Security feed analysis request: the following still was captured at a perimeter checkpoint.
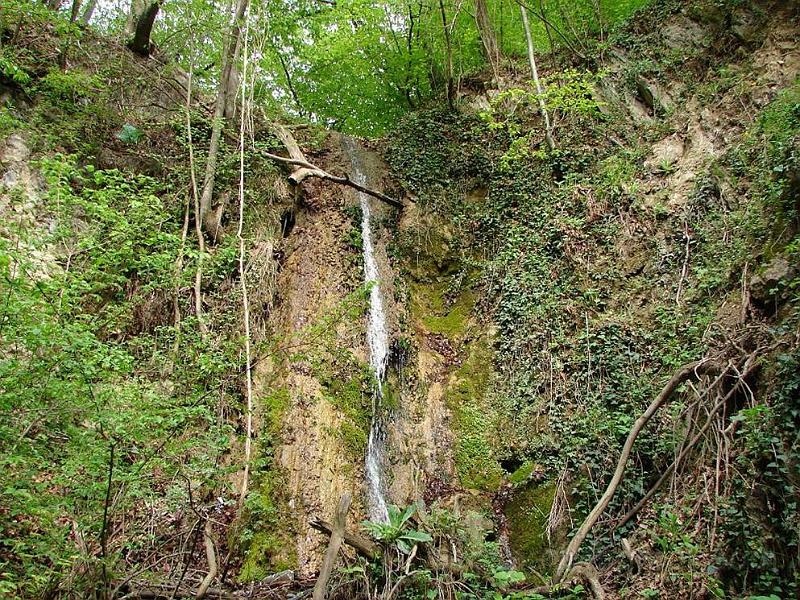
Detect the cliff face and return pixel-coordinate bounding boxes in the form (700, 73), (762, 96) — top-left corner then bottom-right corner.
(1, 1), (799, 597)
(375, 0), (800, 595)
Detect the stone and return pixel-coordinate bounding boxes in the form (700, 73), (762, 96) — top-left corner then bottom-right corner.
(646, 135), (685, 172)
(749, 256), (798, 310)
(636, 76), (674, 115)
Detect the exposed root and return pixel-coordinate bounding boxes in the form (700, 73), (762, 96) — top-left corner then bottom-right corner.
(195, 519), (218, 599)
(554, 358), (721, 581)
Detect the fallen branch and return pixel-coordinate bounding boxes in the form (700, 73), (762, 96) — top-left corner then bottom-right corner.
(618, 354), (758, 528)
(313, 493), (352, 600)
(309, 518), (380, 560)
(196, 519), (217, 599)
(554, 359), (718, 581)
(121, 588), (233, 599)
(265, 124), (403, 209)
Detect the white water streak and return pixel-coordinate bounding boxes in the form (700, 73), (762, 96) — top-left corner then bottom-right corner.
(343, 137), (390, 523)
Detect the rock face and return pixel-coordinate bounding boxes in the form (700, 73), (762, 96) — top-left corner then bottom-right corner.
(635, 76), (673, 115)
(1, 134), (40, 207)
(1, 134), (57, 278)
(749, 256), (798, 311)
(254, 135), (435, 576)
(259, 137), (372, 575)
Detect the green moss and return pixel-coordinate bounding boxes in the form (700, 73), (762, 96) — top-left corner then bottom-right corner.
(239, 385), (296, 581)
(319, 358), (374, 460)
(239, 471), (296, 581)
(509, 462), (540, 487)
(446, 337), (504, 491)
(262, 387), (289, 438)
(411, 281), (475, 339)
(505, 482), (557, 575)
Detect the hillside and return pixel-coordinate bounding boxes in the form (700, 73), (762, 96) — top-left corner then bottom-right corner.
(1, 1), (799, 599)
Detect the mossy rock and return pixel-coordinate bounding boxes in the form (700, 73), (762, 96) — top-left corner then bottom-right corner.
(239, 472), (297, 581)
(446, 336), (504, 491)
(411, 281), (475, 340)
(505, 482), (558, 576)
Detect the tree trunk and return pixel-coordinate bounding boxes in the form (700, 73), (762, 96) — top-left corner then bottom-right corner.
(125, 0), (144, 36)
(198, 0), (250, 232)
(437, 0), (455, 110)
(127, 1), (160, 57)
(69, 0), (81, 22)
(520, 4), (555, 151)
(475, 0), (500, 82)
(80, 0), (98, 24)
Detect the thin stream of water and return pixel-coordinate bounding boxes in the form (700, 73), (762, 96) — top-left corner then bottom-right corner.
(343, 137), (390, 523)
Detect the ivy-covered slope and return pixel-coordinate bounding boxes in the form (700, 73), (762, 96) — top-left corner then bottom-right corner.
(384, 0), (799, 596)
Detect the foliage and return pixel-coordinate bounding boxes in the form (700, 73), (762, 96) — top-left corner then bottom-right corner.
(0, 51), (31, 86)
(0, 155), (245, 596)
(363, 503), (433, 555)
(715, 351), (800, 597)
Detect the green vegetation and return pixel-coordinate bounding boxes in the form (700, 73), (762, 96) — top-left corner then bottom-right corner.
(411, 281), (476, 339)
(506, 483), (557, 575)
(2, 0), (799, 598)
(0, 154), (243, 595)
(447, 337), (504, 491)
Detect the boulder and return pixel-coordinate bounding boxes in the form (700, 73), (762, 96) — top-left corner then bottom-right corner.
(749, 256), (798, 311)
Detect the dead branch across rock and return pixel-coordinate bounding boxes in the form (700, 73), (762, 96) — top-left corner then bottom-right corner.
(309, 517), (380, 561)
(265, 124), (403, 210)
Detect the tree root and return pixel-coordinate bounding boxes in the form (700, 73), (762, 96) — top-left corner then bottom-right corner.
(554, 359), (720, 581)
(618, 353), (758, 528)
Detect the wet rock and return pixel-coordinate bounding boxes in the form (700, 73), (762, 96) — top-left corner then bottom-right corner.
(749, 256), (798, 311)
(635, 76), (673, 115)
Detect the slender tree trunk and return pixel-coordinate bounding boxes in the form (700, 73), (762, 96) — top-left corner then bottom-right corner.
(313, 495), (352, 600)
(236, 23), (254, 507)
(127, 1), (160, 56)
(184, 64), (207, 334)
(539, 0), (556, 67)
(223, 35), (242, 120)
(69, 0), (81, 22)
(199, 0), (250, 232)
(80, 0), (98, 24)
(437, 0), (455, 110)
(520, 4), (555, 151)
(276, 49), (304, 116)
(474, 0), (500, 82)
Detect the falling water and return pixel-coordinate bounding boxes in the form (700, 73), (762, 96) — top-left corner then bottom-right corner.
(343, 137), (390, 523)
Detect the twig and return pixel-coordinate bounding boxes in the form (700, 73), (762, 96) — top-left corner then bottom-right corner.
(100, 441), (116, 599)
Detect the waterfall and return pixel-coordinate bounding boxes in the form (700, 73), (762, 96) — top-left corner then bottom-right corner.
(342, 137), (390, 523)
